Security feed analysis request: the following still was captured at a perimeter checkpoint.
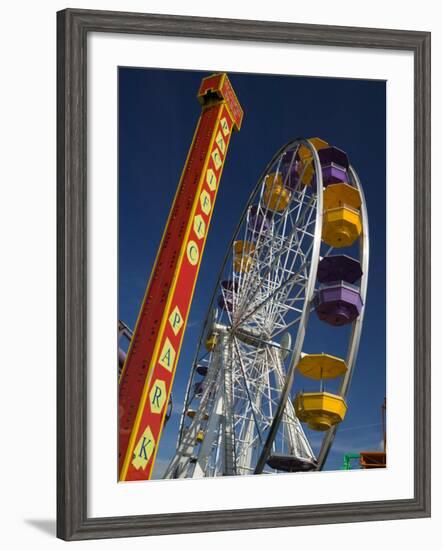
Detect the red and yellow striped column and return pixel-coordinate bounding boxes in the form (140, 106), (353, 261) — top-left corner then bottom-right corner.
(119, 73), (243, 481)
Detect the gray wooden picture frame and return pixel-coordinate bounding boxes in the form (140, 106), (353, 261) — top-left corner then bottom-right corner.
(57, 8), (431, 541)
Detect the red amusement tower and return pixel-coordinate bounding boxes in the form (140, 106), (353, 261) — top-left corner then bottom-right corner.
(119, 73), (243, 481)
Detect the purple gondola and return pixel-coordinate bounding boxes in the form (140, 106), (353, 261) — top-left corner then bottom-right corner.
(322, 164), (348, 186)
(315, 282), (363, 326)
(286, 161), (302, 191)
(218, 280), (237, 311)
(280, 149), (296, 167)
(217, 293), (233, 311)
(196, 364), (208, 376)
(221, 279), (238, 291)
(319, 146), (349, 186)
(248, 205), (272, 235)
(280, 151), (300, 190)
(318, 146), (349, 168)
(194, 381), (204, 396)
(317, 255), (363, 285)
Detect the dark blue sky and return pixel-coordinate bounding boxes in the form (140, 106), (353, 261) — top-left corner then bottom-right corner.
(119, 67), (386, 478)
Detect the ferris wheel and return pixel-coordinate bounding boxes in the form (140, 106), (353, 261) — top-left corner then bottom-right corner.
(163, 137), (369, 479)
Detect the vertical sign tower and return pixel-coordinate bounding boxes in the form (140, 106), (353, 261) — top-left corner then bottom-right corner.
(119, 73), (243, 481)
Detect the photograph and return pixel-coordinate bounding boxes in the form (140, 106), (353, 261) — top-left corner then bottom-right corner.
(117, 68), (386, 482)
(0, 1), (434, 546)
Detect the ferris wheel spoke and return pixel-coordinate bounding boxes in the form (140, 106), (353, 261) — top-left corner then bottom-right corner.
(234, 198), (317, 328)
(231, 336), (266, 444)
(263, 231), (317, 327)
(235, 189), (301, 315)
(234, 267), (310, 330)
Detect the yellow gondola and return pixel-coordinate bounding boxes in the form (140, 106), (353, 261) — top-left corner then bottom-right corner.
(233, 255), (254, 273)
(294, 391), (347, 431)
(186, 409), (209, 420)
(297, 137), (329, 186)
(263, 173), (291, 212)
(323, 182), (362, 210)
(296, 353), (348, 380)
(322, 206), (362, 248)
(233, 240), (255, 256)
(205, 333), (218, 351)
(298, 137), (329, 161)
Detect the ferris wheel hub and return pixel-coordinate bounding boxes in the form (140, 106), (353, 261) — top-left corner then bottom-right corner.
(232, 326), (271, 347)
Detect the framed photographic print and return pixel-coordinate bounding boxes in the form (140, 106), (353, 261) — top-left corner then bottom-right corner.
(57, 8), (431, 541)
